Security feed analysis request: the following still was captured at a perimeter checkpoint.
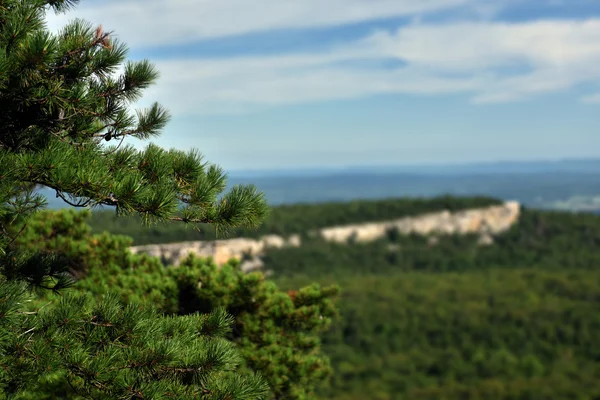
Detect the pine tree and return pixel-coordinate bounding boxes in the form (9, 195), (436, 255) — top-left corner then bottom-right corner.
(12, 208), (341, 399)
(0, 0), (270, 397)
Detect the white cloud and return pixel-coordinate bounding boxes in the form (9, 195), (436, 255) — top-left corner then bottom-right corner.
(361, 20), (600, 70)
(140, 59), (485, 115)
(43, 2), (600, 114)
(127, 19), (600, 114)
(44, 0), (472, 47)
(582, 93), (600, 103)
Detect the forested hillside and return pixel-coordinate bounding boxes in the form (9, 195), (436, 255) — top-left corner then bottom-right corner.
(84, 197), (600, 399)
(21, 197), (600, 399)
(265, 206), (600, 399)
(318, 269), (600, 400)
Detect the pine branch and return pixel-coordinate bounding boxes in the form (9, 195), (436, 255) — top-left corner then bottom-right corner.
(0, 1), (273, 397)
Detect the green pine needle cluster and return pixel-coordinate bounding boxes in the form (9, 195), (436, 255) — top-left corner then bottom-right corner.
(0, 0), (268, 238)
(0, 286), (268, 399)
(0, 0), (286, 398)
(11, 208), (340, 399)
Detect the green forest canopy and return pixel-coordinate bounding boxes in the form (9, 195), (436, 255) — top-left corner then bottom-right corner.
(86, 195), (600, 400)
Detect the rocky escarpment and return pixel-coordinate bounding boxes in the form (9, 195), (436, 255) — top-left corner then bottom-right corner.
(129, 201), (521, 272)
(129, 234), (301, 271)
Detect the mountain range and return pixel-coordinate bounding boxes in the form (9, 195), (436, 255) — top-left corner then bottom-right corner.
(38, 158), (600, 212)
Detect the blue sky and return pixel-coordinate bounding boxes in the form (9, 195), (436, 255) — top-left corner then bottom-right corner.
(45, 0), (600, 171)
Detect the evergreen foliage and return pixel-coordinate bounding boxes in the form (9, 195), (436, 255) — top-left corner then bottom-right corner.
(2, 289), (268, 399)
(14, 209), (340, 399)
(0, 0), (271, 397)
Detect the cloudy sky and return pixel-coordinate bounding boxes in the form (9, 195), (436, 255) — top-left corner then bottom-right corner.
(45, 0), (599, 171)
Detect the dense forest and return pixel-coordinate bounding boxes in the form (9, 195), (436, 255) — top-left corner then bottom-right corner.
(266, 206), (600, 399)
(318, 269), (600, 400)
(86, 197), (600, 399)
(20, 197), (600, 399)
(260, 205), (600, 399)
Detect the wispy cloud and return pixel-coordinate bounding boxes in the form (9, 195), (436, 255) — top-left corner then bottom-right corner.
(139, 56), (485, 115)
(375, 19), (600, 103)
(44, 0), (472, 47)
(44, 2), (600, 115)
(582, 92), (600, 103)
(135, 19), (600, 114)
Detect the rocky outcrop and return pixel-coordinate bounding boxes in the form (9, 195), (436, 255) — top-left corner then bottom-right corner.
(319, 201), (520, 243)
(129, 234), (301, 272)
(129, 201), (520, 270)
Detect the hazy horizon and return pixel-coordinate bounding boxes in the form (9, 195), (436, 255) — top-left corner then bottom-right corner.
(225, 156), (600, 177)
(38, 157), (600, 212)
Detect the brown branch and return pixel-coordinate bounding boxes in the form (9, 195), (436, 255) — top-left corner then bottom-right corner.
(20, 178), (119, 209)
(103, 135), (126, 155)
(6, 221), (27, 247)
(55, 190), (92, 208)
(58, 26), (114, 63)
(89, 321), (114, 327)
(168, 216), (214, 224)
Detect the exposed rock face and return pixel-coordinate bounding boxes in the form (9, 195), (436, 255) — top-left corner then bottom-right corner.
(319, 201), (520, 243)
(129, 235), (300, 272)
(129, 201), (520, 270)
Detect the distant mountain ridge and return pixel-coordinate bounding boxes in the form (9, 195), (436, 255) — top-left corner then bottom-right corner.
(228, 158), (600, 178)
(37, 158), (600, 211)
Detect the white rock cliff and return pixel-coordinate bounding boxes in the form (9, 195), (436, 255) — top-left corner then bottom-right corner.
(129, 201), (520, 271)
